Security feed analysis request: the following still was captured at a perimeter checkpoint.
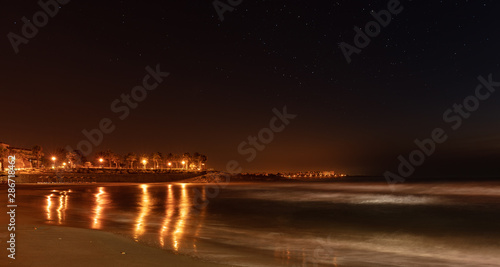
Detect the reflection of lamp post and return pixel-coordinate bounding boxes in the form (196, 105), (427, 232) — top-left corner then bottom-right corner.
(51, 156), (56, 169)
(99, 158), (103, 168)
(142, 159), (147, 169)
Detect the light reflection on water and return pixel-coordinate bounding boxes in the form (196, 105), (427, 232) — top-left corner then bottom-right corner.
(92, 187), (106, 229)
(39, 182), (500, 267)
(173, 184), (189, 251)
(46, 193), (53, 221)
(134, 184), (150, 241)
(159, 184), (175, 248)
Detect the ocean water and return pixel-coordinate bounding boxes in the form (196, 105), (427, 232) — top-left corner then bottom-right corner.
(13, 181), (500, 266)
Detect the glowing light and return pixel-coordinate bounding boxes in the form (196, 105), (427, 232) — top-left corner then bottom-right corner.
(99, 158), (104, 163)
(51, 157), (56, 161)
(134, 184), (150, 241)
(160, 184), (175, 247)
(92, 187), (106, 229)
(173, 183), (189, 251)
(181, 161), (185, 165)
(46, 194), (54, 221)
(57, 194), (66, 224)
(63, 163), (66, 166)
(168, 162), (172, 166)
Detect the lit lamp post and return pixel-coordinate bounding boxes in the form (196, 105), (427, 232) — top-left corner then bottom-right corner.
(142, 159), (147, 169)
(181, 161), (186, 170)
(99, 158), (104, 168)
(168, 162), (172, 170)
(51, 156), (56, 169)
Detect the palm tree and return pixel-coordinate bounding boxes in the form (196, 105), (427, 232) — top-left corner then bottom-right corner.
(152, 152), (162, 169)
(165, 153), (174, 169)
(192, 152), (207, 170)
(66, 150), (78, 168)
(104, 150), (116, 168)
(182, 152), (191, 170)
(124, 153), (137, 169)
(18, 151), (32, 169)
(193, 152), (201, 169)
(173, 154), (181, 168)
(32, 145), (44, 169)
(199, 154), (207, 169)
(140, 154), (149, 169)
(111, 153), (121, 168)
(72, 150), (86, 167)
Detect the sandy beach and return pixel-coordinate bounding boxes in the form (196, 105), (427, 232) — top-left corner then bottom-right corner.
(0, 187), (226, 267)
(2, 224), (225, 267)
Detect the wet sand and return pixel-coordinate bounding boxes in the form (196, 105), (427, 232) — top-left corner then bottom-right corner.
(2, 225), (224, 267)
(0, 185), (225, 267)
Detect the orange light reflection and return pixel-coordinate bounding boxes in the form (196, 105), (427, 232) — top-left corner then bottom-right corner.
(173, 184), (189, 251)
(92, 187), (106, 229)
(46, 193), (54, 221)
(134, 184), (150, 241)
(57, 193), (68, 224)
(160, 184), (175, 247)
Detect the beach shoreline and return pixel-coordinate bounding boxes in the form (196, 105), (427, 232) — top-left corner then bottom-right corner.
(1, 224), (226, 267)
(0, 199), (226, 267)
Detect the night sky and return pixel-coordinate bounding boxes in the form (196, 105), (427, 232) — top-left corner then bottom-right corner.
(2, 0), (500, 176)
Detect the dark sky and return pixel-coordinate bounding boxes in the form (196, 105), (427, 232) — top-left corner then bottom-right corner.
(2, 0), (500, 176)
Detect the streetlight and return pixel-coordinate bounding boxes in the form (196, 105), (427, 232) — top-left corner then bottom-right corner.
(142, 159), (147, 169)
(167, 162), (172, 170)
(181, 161), (186, 170)
(51, 156), (56, 169)
(99, 158), (104, 168)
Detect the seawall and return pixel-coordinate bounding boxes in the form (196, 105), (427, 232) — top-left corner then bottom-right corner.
(2, 171), (204, 183)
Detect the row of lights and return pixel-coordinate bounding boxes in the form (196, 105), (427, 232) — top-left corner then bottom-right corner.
(50, 156), (203, 169)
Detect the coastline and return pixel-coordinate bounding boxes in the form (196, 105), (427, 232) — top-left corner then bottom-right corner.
(0, 196), (226, 267)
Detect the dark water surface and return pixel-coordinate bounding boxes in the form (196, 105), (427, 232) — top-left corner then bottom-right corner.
(14, 182), (500, 266)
